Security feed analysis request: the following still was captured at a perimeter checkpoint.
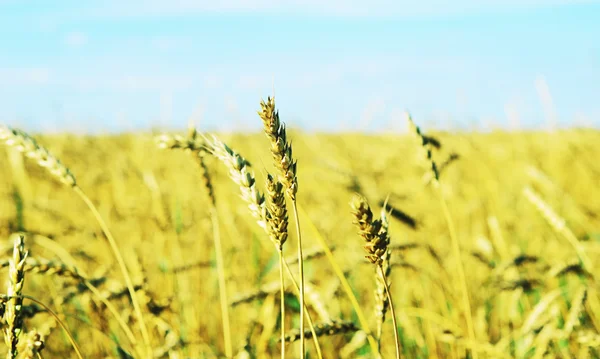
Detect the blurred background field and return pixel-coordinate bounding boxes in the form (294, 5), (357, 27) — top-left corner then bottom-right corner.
(1, 128), (599, 357)
(1, 1), (600, 357)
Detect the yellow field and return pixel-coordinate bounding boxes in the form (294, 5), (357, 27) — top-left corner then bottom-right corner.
(1, 123), (599, 358)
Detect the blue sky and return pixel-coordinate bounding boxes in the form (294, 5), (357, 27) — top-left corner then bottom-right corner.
(1, 1), (599, 133)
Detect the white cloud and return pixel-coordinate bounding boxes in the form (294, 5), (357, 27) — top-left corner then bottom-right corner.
(64, 32), (88, 47)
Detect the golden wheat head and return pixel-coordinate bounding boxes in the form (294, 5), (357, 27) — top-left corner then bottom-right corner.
(258, 97), (298, 200)
(0, 126), (76, 187)
(350, 194), (390, 265)
(203, 135), (267, 229)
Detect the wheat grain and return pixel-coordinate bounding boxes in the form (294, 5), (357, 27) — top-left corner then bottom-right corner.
(265, 174), (288, 250)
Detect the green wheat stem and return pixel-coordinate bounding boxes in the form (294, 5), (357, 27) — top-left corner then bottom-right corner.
(279, 249), (286, 359)
(291, 200), (306, 357)
(378, 265), (401, 359)
(210, 206), (233, 358)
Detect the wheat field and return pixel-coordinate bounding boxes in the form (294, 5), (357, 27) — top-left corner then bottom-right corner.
(0, 102), (599, 358)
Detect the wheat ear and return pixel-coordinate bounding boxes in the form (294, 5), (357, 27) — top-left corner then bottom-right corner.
(258, 97), (306, 357)
(4, 234), (27, 359)
(0, 257), (87, 282)
(375, 208), (393, 348)
(0, 126), (151, 357)
(350, 195), (401, 359)
(265, 173), (289, 358)
(284, 320), (359, 342)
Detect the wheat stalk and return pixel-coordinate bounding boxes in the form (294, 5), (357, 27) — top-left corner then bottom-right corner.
(374, 208), (392, 346)
(340, 331), (368, 358)
(564, 286), (588, 336)
(197, 151), (217, 206)
(304, 283), (331, 323)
